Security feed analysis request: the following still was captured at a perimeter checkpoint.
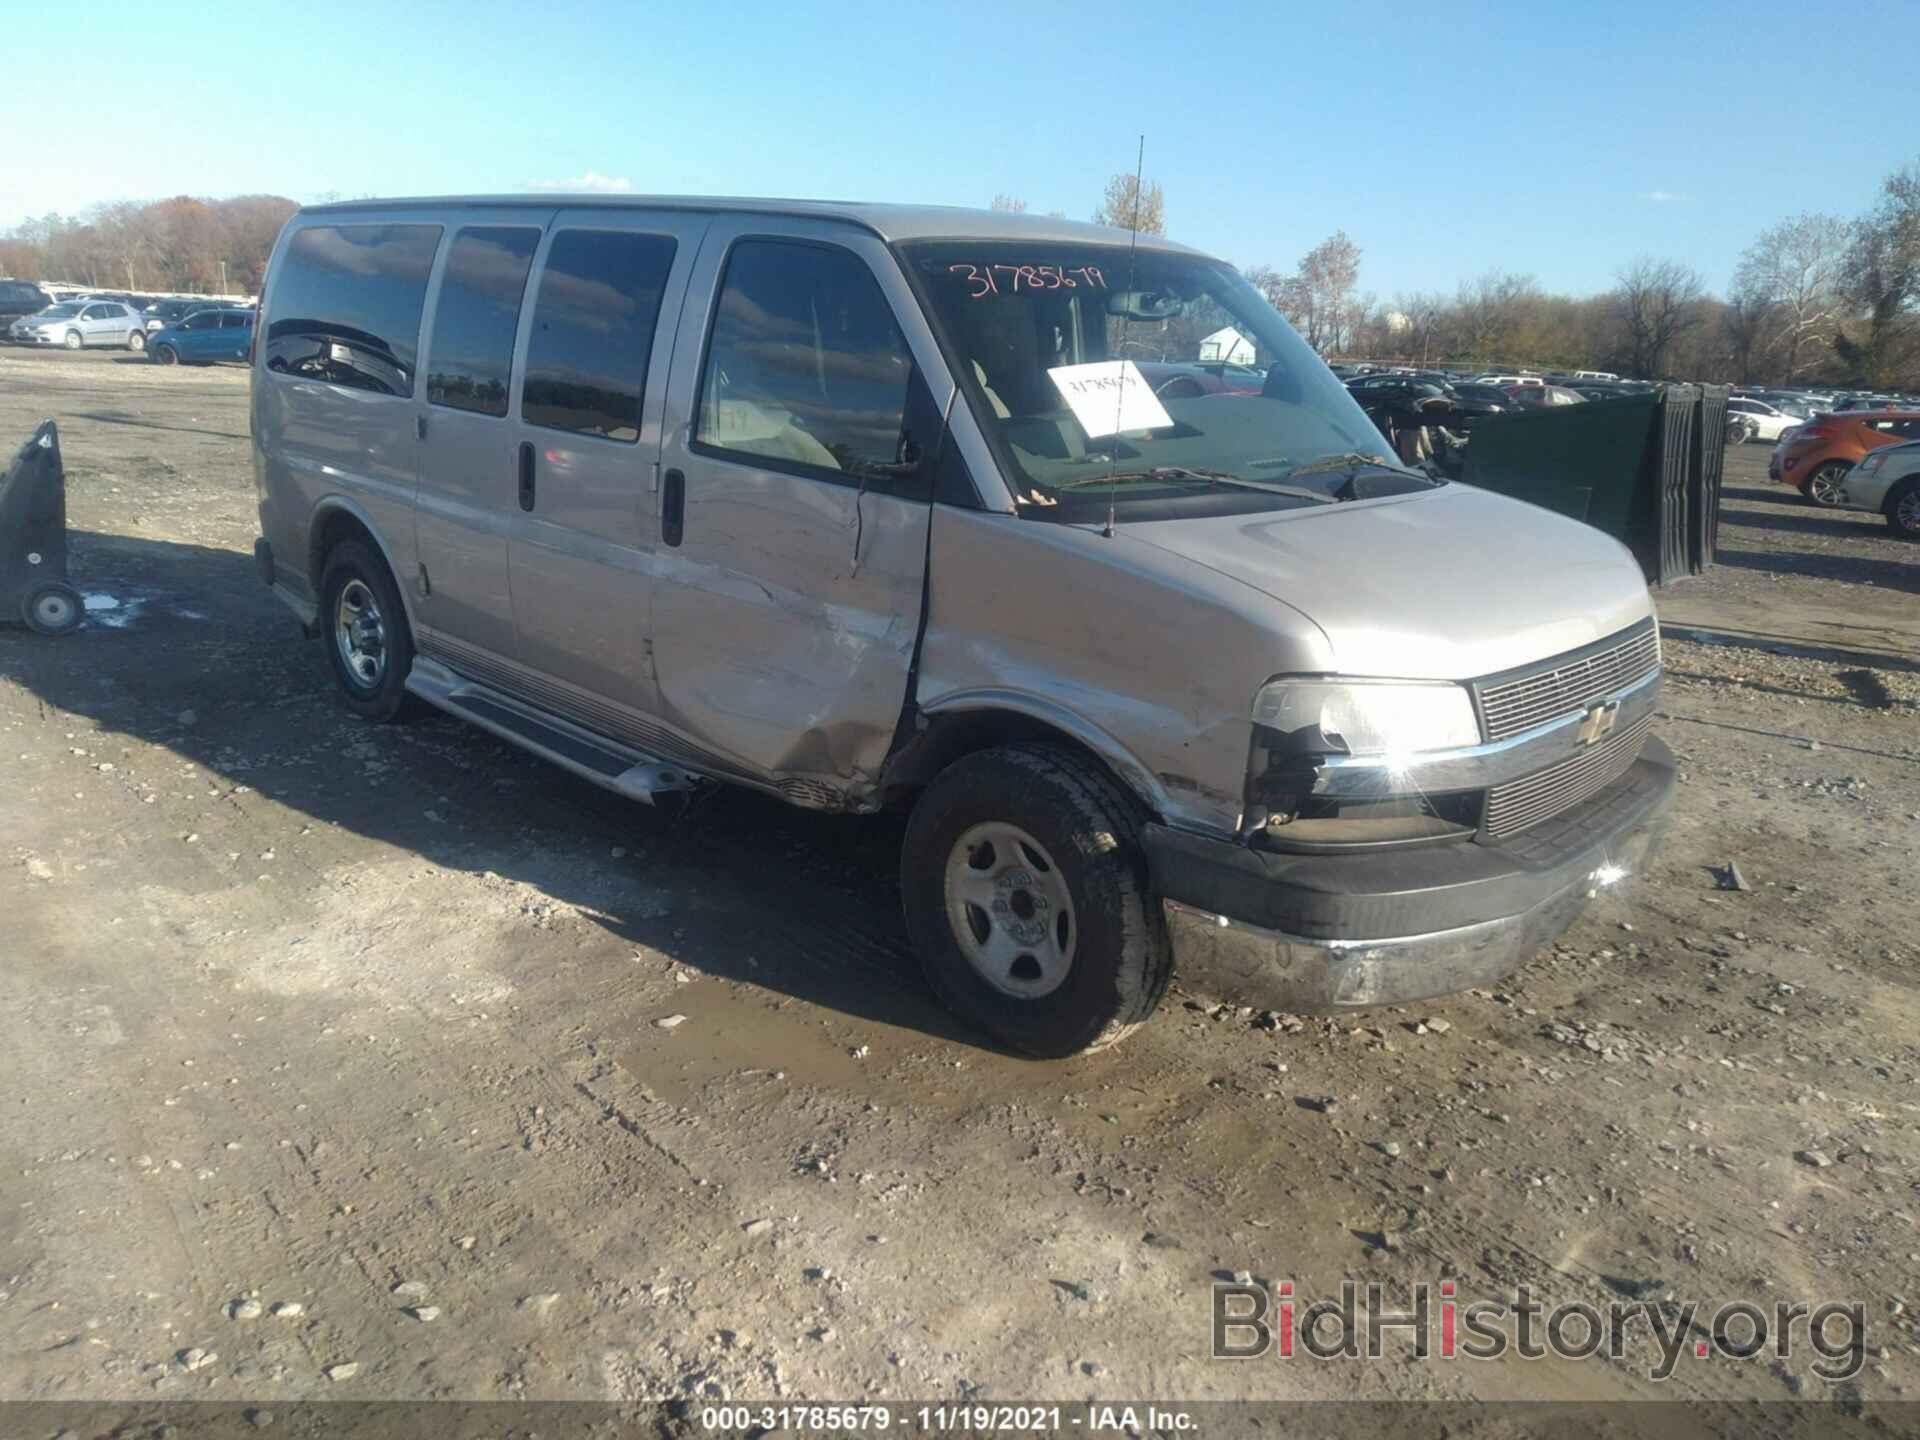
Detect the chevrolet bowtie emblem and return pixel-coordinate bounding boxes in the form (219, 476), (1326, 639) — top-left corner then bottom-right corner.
(1576, 701), (1620, 746)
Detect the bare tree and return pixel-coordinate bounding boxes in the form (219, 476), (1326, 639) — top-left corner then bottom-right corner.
(1732, 213), (1848, 378)
(1455, 271), (1541, 364)
(989, 194), (1027, 214)
(1090, 174), (1164, 236)
(1611, 257), (1705, 378)
(1837, 160), (1920, 386)
(1274, 231), (1362, 353)
(1720, 288), (1775, 384)
(1392, 291), (1446, 365)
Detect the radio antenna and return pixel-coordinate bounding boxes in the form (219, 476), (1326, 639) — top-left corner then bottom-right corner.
(1104, 134), (1145, 540)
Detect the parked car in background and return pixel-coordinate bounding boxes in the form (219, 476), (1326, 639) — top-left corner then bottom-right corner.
(1836, 439), (1920, 537)
(1135, 360), (1269, 397)
(1770, 410), (1920, 505)
(7, 299), (147, 350)
(1505, 384), (1586, 407)
(0, 278), (51, 326)
(1473, 373), (1543, 388)
(1348, 374), (1506, 429)
(141, 298), (220, 333)
(146, 306), (255, 365)
(1724, 396), (1801, 442)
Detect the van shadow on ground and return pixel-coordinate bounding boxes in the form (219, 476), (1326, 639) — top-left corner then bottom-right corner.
(1, 528), (986, 1050)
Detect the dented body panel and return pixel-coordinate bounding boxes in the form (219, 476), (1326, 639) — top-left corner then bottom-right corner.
(912, 507), (1335, 836)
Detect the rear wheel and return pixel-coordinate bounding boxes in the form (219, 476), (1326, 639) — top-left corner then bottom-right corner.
(22, 582), (83, 636)
(127, 329), (145, 353)
(318, 540), (415, 722)
(1802, 461), (1848, 507)
(1886, 479), (1920, 539)
(901, 743), (1171, 1057)
(62, 329), (82, 351)
(152, 343), (177, 366)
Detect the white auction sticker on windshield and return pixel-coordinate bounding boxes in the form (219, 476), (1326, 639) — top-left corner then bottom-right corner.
(1047, 360), (1174, 438)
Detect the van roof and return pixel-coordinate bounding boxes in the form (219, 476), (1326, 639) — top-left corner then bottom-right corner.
(297, 194), (1209, 254)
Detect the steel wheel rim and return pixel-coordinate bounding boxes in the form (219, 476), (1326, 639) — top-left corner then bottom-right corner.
(1808, 468), (1844, 505)
(32, 591), (76, 630)
(334, 579), (387, 689)
(944, 822), (1076, 999)
(128, 331), (144, 351)
(1897, 490), (1920, 531)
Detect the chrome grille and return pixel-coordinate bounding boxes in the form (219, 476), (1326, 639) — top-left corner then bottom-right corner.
(1484, 713), (1652, 837)
(1476, 624), (1662, 741)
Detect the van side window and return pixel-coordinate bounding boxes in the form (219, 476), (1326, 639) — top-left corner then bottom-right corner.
(265, 224), (441, 397)
(694, 240), (912, 479)
(427, 227), (540, 418)
(520, 230), (676, 444)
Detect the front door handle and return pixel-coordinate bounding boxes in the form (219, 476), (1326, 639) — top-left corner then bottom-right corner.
(662, 469), (685, 546)
(517, 441), (535, 512)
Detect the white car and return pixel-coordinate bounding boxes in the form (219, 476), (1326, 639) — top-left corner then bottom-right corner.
(1724, 396), (1801, 443)
(1836, 438), (1920, 537)
(1473, 373), (1543, 387)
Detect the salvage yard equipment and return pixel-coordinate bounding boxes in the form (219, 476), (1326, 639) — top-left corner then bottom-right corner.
(1463, 384), (1730, 586)
(0, 420), (83, 635)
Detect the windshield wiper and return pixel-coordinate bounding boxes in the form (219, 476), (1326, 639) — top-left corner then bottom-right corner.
(1054, 466), (1338, 504)
(1283, 451), (1417, 482)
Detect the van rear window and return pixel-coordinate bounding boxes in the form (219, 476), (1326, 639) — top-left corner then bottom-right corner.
(264, 223), (441, 396)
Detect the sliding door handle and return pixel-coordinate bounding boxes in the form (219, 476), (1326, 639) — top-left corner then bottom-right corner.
(662, 468), (685, 547)
(517, 441), (535, 512)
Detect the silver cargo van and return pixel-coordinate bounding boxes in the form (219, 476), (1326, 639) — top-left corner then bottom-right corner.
(252, 197), (1674, 1057)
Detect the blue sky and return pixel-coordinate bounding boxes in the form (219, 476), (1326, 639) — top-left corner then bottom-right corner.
(3, 0), (1911, 297)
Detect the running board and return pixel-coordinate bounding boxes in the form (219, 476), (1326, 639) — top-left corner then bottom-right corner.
(406, 658), (700, 805)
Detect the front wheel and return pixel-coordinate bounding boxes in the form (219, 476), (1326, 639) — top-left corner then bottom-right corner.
(318, 540), (416, 722)
(901, 743), (1172, 1057)
(127, 329), (145, 352)
(1887, 479), (1920, 539)
(1802, 462), (1848, 507)
(151, 343), (177, 366)
(22, 582), (84, 636)
(63, 329), (82, 351)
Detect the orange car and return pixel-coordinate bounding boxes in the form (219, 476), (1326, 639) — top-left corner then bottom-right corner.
(1771, 410), (1920, 505)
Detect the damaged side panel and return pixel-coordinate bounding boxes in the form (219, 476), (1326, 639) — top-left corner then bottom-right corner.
(912, 507), (1336, 836)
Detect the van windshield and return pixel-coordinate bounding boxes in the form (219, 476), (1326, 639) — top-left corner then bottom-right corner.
(903, 241), (1429, 516)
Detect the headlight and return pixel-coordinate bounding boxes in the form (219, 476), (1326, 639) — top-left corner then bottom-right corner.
(1251, 679), (1480, 757)
(1855, 451), (1884, 475)
(1246, 679), (1483, 849)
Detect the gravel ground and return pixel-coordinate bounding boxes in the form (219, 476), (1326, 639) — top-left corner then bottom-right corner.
(1, 349), (1916, 1418)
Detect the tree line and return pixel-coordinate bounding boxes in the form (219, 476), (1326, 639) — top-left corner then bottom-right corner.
(1043, 157), (1920, 389)
(8, 166), (1915, 387)
(0, 195), (298, 297)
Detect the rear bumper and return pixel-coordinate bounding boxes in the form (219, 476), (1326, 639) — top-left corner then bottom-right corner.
(1145, 736), (1676, 1011)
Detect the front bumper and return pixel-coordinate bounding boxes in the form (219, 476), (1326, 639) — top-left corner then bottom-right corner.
(1146, 735), (1676, 1011)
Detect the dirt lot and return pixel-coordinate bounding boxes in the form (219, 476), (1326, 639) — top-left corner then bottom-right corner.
(2, 349), (1916, 1413)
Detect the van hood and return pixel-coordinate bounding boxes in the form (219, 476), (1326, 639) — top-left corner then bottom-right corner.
(1118, 484), (1654, 680)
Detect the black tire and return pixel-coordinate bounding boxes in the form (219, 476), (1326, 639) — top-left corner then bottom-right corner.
(1802, 461), (1848, 507)
(22, 582), (83, 636)
(901, 743), (1172, 1057)
(127, 329), (146, 353)
(63, 329), (82, 351)
(152, 343), (177, 366)
(1886, 478), (1920, 539)
(318, 539), (415, 722)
